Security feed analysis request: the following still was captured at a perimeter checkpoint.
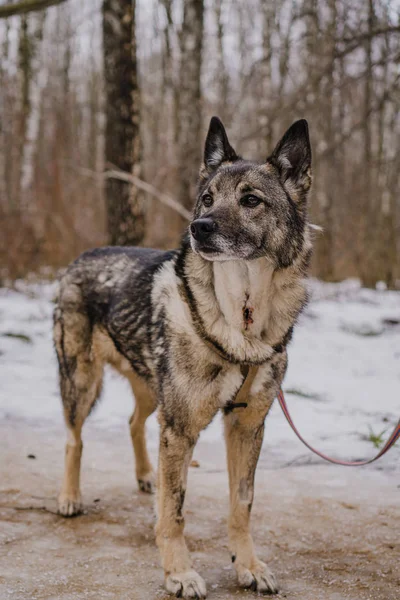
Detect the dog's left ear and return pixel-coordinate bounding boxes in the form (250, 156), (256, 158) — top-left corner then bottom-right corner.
(267, 119), (312, 203)
(200, 116), (238, 178)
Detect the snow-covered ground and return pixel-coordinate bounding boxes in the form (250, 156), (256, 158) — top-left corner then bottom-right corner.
(0, 278), (399, 471)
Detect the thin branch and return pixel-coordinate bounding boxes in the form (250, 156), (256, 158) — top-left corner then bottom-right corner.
(0, 0), (67, 19)
(340, 25), (400, 48)
(104, 170), (192, 221)
(14, 505), (59, 515)
(66, 163), (192, 221)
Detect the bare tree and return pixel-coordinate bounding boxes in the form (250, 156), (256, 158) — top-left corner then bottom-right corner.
(214, 0), (229, 120)
(258, 0), (274, 156)
(314, 0), (337, 281)
(176, 0), (204, 220)
(102, 0), (145, 246)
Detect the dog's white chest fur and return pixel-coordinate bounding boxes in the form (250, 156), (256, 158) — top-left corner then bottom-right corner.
(213, 258), (274, 337)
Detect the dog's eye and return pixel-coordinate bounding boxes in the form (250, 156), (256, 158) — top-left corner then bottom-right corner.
(202, 194), (214, 207)
(240, 195), (262, 208)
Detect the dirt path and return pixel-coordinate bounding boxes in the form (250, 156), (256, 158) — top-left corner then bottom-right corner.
(1, 419), (399, 600)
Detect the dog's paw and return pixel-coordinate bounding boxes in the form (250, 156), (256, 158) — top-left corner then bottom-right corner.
(58, 492), (83, 517)
(165, 569), (207, 599)
(236, 560), (278, 595)
(137, 470), (156, 494)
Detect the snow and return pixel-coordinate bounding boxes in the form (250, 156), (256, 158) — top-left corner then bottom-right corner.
(0, 278), (399, 470)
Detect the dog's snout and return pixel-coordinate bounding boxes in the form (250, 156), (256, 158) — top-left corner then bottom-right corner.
(190, 218), (218, 241)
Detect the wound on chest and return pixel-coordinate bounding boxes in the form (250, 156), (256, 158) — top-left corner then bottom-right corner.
(242, 294), (254, 330)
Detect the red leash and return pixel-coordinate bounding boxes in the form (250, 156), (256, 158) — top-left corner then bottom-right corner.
(277, 389), (400, 466)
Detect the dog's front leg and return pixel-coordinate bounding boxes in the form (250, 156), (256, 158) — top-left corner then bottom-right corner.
(224, 397), (278, 595)
(156, 419), (207, 599)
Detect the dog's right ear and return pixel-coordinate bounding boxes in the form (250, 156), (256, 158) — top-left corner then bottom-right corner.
(267, 119), (312, 205)
(200, 117), (238, 178)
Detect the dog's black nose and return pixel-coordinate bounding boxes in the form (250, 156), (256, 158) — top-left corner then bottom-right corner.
(190, 218), (218, 240)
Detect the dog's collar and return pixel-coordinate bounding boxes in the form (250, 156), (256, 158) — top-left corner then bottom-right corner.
(177, 278), (241, 364)
(194, 326), (260, 413)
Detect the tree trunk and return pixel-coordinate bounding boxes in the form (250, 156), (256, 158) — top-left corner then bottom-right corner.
(177, 0), (204, 221)
(14, 14), (32, 209)
(316, 0), (337, 281)
(214, 0), (229, 121)
(0, 6), (12, 208)
(20, 9), (46, 196)
(360, 0), (376, 286)
(103, 0), (145, 246)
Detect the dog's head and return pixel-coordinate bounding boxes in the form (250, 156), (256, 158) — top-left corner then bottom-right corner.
(189, 117), (312, 268)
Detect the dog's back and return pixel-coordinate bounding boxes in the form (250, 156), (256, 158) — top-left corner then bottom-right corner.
(54, 245), (176, 380)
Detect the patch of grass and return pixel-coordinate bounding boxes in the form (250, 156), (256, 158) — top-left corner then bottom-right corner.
(284, 388), (321, 401)
(1, 332), (32, 343)
(363, 426), (387, 449)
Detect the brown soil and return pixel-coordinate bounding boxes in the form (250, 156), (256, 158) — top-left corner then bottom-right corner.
(0, 419), (399, 600)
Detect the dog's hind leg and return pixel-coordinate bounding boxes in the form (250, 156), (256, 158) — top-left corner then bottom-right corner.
(54, 298), (104, 517)
(58, 420), (85, 517)
(127, 374), (157, 493)
(223, 392), (278, 595)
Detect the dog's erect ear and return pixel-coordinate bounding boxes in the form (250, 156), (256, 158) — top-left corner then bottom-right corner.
(267, 119), (312, 203)
(201, 116), (238, 176)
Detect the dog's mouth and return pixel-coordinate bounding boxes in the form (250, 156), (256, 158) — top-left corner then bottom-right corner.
(193, 244), (235, 263)
(189, 227), (251, 262)
(196, 245), (220, 254)
(190, 236), (224, 259)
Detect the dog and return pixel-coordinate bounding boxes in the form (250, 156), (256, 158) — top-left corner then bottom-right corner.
(53, 116), (312, 598)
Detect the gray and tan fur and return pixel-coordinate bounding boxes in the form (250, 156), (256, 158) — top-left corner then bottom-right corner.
(53, 117), (313, 598)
